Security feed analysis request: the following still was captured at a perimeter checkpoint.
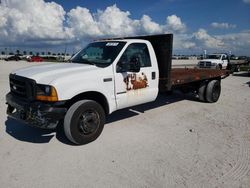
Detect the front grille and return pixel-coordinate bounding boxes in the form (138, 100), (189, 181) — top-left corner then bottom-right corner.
(9, 74), (36, 100)
(10, 77), (26, 97)
(199, 61), (212, 68)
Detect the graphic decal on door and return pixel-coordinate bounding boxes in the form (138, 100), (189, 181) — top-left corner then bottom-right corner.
(124, 73), (148, 91)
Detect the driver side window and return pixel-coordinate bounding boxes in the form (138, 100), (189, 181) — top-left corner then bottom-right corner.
(116, 43), (151, 72)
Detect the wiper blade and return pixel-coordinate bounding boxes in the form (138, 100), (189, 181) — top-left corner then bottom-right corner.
(81, 61), (96, 65)
(71, 59), (96, 66)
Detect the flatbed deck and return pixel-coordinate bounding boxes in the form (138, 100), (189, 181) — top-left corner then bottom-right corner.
(170, 68), (229, 86)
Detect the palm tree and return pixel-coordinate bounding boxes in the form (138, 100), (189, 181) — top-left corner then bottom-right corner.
(23, 51), (27, 55)
(29, 51), (33, 55)
(1, 51), (5, 55)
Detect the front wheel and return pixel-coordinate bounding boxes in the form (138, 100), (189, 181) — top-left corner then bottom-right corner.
(64, 100), (105, 145)
(216, 64), (222, 70)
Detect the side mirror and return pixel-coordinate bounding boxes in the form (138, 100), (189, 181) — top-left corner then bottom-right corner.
(116, 61), (128, 73)
(128, 56), (141, 72)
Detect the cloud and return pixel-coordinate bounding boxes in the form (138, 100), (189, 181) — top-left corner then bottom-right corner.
(166, 15), (186, 33)
(66, 6), (186, 40)
(67, 6), (102, 39)
(96, 5), (137, 36)
(0, 1), (186, 47)
(139, 15), (163, 34)
(178, 29), (250, 55)
(0, 0), (72, 45)
(243, 0), (250, 4)
(67, 5), (164, 38)
(211, 22), (236, 29)
(172, 34), (197, 50)
(215, 30), (250, 54)
(193, 28), (224, 49)
(181, 41), (196, 49)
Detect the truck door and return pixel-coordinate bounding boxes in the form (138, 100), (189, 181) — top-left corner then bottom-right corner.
(114, 43), (158, 109)
(222, 55), (229, 68)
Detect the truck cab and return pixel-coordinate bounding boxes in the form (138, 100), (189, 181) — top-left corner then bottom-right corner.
(197, 53), (229, 69)
(6, 38), (160, 144)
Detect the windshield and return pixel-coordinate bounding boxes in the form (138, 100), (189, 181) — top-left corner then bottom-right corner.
(206, 55), (221, 59)
(71, 41), (126, 67)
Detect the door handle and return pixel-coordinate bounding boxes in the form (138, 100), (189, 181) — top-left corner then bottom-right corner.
(103, 78), (112, 82)
(152, 72), (156, 80)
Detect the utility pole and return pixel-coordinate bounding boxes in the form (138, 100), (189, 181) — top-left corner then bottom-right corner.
(5, 48), (7, 58)
(64, 44), (67, 61)
(203, 50), (207, 59)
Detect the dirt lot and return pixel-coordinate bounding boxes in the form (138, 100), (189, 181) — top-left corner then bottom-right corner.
(0, 61), (250, 188)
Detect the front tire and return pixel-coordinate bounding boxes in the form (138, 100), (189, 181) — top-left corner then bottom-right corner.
(234, 65), (240, 72)
(64, 100), (105, 145)
(216, 64), (222, 70)
(206, 80), (221, 103)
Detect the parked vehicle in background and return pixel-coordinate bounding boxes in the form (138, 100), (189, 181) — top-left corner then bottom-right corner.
(24, 55), (31, 61)
(229, 56), (249, 72)
(42, 56), (58, 62)
(28, 56), (43, 62)
(197, 53), (229, 70)
(4, 55), (22, 61)
(6, 34), (229, 145)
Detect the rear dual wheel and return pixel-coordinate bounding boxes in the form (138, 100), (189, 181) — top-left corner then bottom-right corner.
(206, 80), (221, 103)
(198, 80), (221, 103)
(198, 82), (206, 102)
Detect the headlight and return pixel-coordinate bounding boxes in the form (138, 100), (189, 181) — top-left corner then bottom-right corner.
(36, 84), (58, 102)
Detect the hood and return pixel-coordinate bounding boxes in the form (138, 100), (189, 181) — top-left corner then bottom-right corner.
(13, 63), (100, 84)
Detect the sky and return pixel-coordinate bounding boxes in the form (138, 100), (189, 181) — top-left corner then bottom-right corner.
(0, 0), (250, 55)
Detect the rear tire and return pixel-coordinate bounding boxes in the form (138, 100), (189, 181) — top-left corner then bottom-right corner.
(205, 80), (221, 103)
(64, 100), (105, 145)
(198, 82), (207, 102)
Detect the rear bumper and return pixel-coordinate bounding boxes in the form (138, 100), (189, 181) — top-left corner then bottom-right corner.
(6, 93), (67, 129)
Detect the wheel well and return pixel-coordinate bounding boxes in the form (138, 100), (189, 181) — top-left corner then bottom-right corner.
(218, 64), (222, 69)
(65, 91), (109, 115)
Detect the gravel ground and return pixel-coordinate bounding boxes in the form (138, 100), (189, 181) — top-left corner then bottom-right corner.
(0, 61), (250, 188)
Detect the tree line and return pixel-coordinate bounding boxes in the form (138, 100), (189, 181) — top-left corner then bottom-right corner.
(1, 50), (70, 56)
